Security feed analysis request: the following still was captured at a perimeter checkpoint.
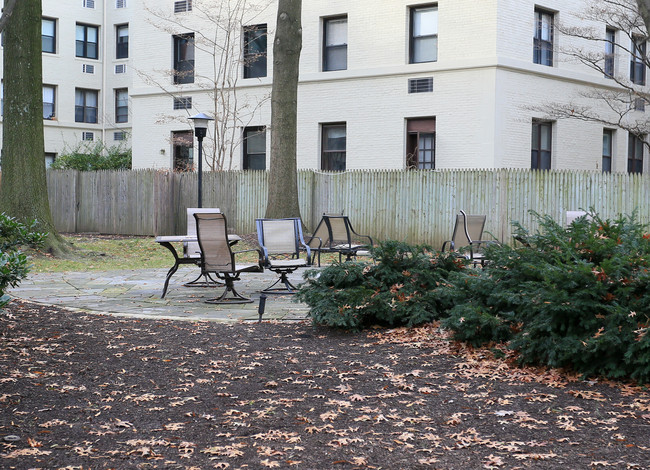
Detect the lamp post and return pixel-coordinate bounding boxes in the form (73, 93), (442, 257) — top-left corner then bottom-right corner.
(188, 113), (214, 208)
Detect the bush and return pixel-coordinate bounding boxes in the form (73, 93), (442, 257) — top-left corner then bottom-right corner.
(296, 240), (467, 330)
(0, 213), (47, 307)
(49, 141), (131, 171)
(441, 210), (650, 382)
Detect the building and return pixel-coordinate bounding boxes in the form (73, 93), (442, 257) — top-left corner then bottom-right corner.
(0, 0), (648, 173)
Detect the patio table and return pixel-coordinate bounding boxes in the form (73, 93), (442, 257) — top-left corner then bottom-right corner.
(155, 234), (241, 298)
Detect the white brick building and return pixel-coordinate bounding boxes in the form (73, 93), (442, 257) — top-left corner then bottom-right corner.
(1, 0), (648, 173)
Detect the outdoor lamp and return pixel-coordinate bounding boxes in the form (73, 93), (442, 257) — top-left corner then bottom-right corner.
(188, 112), (214, 208)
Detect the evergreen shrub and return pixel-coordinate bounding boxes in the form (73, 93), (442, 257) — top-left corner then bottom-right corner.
(49, 141), (131, 171)
(441, 211), (650, 382)
(0, 213), (46, 307)
(296, 240), (467, 330)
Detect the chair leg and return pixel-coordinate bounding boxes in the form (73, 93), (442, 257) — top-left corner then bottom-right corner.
(205, 273), (253, 304)
(262, 269), (299, 294)
(183, 272), (224, 288)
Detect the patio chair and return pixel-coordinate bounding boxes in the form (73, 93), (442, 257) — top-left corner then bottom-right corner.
(256, 217), (312, 294)
(306, 214), (373, 266)
(441, 210), (489, 266)
(182, 207), (222, 288)
(194, 212), (263, 304)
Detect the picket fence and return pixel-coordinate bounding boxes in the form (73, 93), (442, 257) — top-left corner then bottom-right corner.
(45, 169), (650, 247)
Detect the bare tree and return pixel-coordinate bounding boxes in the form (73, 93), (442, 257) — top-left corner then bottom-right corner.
(536, 0), (650, 149)
(637, 0), (650, 31)
(141, 0), (271, 171)
(265, 0), (302, 219)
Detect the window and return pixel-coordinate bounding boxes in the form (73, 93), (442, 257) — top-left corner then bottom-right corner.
(76, 24), (99, 59)
(323, 16), (347, 71)
(630, 36), (646, 85)
(173, 96), (192, 110)
(243, 127), (266, 169)
(116, 24), (128, 59)
(602, 129), (613, 172)
(75, 88), (98, 123)
(321, 123), (346, 171)
(628, 133), (644, 173)
(42, 18), (56, 53)
(531, 121), (552, 169)
(115, 89), (128, 123)
(174, 0), (192, 13)
(173, 33), (195, 84)
(243, 24), (267, 78)
(409, 5), (438, 64)
(533, 8), (553, 66)
(45, 153), (56, 168)
(406, 118), (436, 169)
(43, 85), (55, 120)
(605, 28), (615, 78)
(172, 131), (194, 171)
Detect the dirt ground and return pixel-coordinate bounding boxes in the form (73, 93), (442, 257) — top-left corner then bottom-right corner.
(1, 300), (649, 469)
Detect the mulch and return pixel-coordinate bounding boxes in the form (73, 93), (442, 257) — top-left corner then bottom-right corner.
(1, 300), (649, 469)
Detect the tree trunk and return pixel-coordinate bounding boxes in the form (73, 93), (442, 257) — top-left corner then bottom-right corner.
(637, 0), (650, 33)
(265, 0), (302, 220)
(0, 0), (67, 254)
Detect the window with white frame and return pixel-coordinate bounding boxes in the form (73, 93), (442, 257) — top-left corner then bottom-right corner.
(406, 118), (436, 169)
(533, 8), (553, 66)
(630, 36), (646, 85)
(42, 18), (56, 54)
(75, 88), (98, 123)
(243, 127), (266, 169)
(531, 120), (552, 170)
(605, 28), (615, 78)
(409, 5), (438, 64)
(116, 24), (128, 59)
(628, 133), (644, 173)
(115, 88), (128, 123)
(76, 23), (99, 59)
(43, 85), (56, 120)
(173, 33), (195, 84)
(602, 129), (613, 172)
(243, 24), (267, 78)
(323, 16), (347, 71)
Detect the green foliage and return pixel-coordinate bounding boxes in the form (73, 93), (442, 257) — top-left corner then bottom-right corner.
(0, 213), (46, 307)
(441, 210), (650, 382)
(296, 240), (467, 330)
(49, 141), (131, 171)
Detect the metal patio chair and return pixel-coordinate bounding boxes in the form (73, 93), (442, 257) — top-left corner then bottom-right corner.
(441, 210), (489, 266)
(306, 214), (373, 265)
(256, 217), (312, 294)
(194, 212), (263, 304)
(183, 207), (221, 288)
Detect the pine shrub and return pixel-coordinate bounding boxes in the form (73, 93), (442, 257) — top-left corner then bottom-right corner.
(296, 240), (467, 330)
(441, 210), (650, 382)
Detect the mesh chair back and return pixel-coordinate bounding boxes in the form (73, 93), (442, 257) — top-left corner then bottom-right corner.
(194, 212), (233, 272)
(451, 212), (486, 249)
(325, 216), (351, 245)
(307, 217), (330, 249)
(186, 207), (220, 258)
(258, 219), (299, 255)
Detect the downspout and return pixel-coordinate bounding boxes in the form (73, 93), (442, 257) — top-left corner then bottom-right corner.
(102, 0), (108, 146)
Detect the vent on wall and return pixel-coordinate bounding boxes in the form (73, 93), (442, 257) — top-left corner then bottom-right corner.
(83, 0), (95, 8)
(83, 64), (95, 74)
(82, 132), (94, 141)
(116, 0), (126, 8)
(408, 77), (433, 93)
(115, 64), (127, 74)
(173, 97), (192, 110)
(174, 0), (192, 13)
(114, 131), (126, 141)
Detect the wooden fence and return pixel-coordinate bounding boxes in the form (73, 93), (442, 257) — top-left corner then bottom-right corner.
(45, 169), (650, 247)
